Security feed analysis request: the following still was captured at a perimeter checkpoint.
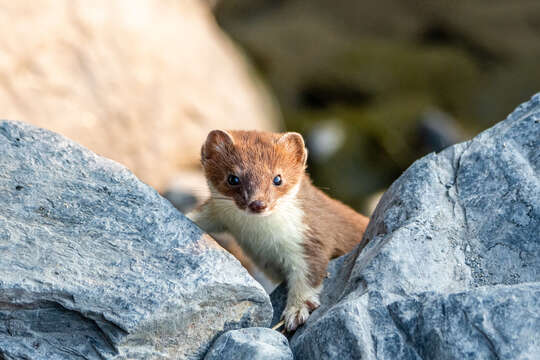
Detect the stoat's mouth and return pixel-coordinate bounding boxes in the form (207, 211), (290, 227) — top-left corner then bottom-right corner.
(246, 208), (273, 217)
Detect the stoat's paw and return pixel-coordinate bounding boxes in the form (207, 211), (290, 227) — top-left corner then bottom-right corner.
(283, 296), (320, 332)
(283, 303), (310, 332)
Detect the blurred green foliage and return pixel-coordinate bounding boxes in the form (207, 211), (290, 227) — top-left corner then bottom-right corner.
(216, 0), (540, 211)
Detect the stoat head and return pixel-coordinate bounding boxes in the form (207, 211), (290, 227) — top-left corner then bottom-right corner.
(201, 130), (307, 215)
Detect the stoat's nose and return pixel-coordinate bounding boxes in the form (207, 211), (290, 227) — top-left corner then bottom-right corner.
(248, 200), (267, 213)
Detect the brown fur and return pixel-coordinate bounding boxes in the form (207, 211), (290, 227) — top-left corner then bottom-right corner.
(298, 176), (370, 287)
(201, 129), (369, 290)
(201, 130), (306, 212)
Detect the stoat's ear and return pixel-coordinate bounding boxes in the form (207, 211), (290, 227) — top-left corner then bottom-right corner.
(277, 132), (308, 166)
(201, 130), (234, 161)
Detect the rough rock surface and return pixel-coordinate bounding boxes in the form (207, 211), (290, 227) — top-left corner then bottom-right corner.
(273, 93), (540, 359)
(0, 0), (279, 192)
(0, 120), (272, 359)
(204, 328), (293, 360)
(385, 283), (540, 360)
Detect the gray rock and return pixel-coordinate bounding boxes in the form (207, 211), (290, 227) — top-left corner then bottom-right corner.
(0, 120), (272, 359)
(204, 327), (293, 360)
(286, 93), (540, 359)
(386, 283), (540, 360)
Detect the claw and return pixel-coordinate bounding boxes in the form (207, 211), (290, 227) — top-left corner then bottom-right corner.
(284, 305), (310, 332)
(282, 292), (322, 332)
(283, 297), (319, 332)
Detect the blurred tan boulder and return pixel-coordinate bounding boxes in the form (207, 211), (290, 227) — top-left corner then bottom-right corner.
(0, 0), (279, 191)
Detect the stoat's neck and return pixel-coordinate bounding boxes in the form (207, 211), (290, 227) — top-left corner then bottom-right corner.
(208, 181), (306, 241)
(210, 182), (308, 282)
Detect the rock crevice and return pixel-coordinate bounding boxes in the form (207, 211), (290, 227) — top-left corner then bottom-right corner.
(269, 93), (540, 359)
(0, 120), (272, 359)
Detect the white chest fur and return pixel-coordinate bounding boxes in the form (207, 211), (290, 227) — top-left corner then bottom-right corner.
(209, 189), (308, 282)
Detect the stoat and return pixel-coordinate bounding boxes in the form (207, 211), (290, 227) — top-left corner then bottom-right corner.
(188, 130), (369, 331)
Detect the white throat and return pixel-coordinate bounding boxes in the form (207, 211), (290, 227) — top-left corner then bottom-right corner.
(209, 183), (307, 281)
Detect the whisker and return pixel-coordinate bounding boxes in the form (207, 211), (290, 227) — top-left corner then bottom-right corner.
(211, 197), (234, 201)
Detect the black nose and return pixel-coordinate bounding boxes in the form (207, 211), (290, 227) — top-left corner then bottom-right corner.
(248, 200), (267, 213)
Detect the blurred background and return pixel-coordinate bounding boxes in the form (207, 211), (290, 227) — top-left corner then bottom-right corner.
(2, 0), (539, 287)
(214, 0), (540, 211)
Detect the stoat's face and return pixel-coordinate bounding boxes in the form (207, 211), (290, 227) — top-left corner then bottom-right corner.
(201, 130), (307, 215)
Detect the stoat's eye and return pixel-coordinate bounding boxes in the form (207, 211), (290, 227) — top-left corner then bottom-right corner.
(227, 174), (241, 186)
(273, 175), (282, 186)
